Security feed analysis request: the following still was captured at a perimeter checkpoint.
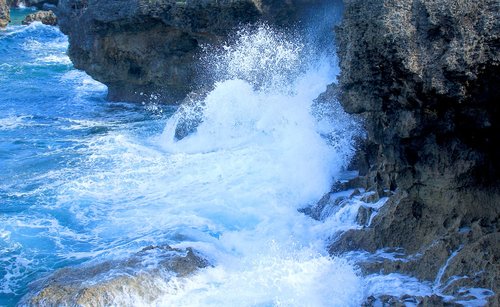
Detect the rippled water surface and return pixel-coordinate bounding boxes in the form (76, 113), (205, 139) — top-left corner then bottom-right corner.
(0, 11), (369, 305)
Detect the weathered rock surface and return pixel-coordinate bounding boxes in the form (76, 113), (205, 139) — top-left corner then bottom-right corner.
(22, 9), (56, 25)
(0, 0), (9, 28)
(21, 0), (58, 9)
(21, 245), (209, 306)
(56, 0), (330, 103)
(330, 0), (500, 304)
(7, 0), (57, 8)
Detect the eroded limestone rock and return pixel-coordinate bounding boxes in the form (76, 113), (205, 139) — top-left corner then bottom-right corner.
(56, 0), (332, 103)
(0, 0), (10, 28)
(329, 0), (500, 304)
(22, 245), (209, 306)
(22, 9), (57, 25)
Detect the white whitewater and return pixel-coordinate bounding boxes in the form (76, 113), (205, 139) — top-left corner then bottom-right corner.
(50, 25), (364, 305)
(146, 26), (363, 306)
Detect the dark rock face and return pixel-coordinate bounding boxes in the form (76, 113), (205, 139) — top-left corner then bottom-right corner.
(21, 245), (209, 306)
(57, 0), (328, 103)
(23, 0), (58, 9)
(5, 0), (19, 7)
(0, 0), (9, 28)
(331, 0), (500, 303)
(7, 0), (58, 8)
(22, 9), (57, 25)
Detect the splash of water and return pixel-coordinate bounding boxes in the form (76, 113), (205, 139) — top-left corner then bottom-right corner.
(149, 25), (363, 305)
(3, 22), (366, 305)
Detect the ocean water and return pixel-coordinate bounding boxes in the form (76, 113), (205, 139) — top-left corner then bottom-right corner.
(1, 9), (491, 307)
(0, 11), (368, 305)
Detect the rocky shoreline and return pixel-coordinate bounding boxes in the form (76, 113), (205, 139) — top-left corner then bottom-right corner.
(0, 0), (9, 28)
(56, 0), (334, 103)
(0, 0), (58, 28)
(329, 0), (499, 304)
(3, 0), (498, 305)
(21, 246), (209, 305)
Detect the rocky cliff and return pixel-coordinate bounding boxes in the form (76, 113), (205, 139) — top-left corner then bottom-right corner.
(23, 0), (58, 9)
(330, 0), (500, 304)
(57, 0), (327, 103)
(0, 0), (9, 28)
(8, 0), (58, 9)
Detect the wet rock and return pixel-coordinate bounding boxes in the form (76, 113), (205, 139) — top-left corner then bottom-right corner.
(5, 0), (21, 7)
(21, 245), (210, 306)
(360, 192), (379, 204)
(22, 10), (57, 25)
(24, 0), (58, 9)
(356, 205), (374, 227)
(329, 0), (500, 301)
(363, 293), (466, 307)
(56, 0), (333, 103)
(0, 0), (9, 28)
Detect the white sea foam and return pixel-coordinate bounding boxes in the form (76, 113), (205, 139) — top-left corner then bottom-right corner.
(61, 70), (108, 94)
(0, 115), (29, 130)
(4, 21), (481, 306)
(28, 25), (365, 305)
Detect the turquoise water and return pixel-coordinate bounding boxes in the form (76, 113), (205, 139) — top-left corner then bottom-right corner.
(0, 15), (369, 305)
(0, 18), (177, 305)
(7, 7), (36, 25)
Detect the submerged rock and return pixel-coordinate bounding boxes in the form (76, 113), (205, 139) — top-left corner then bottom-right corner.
(56, 0), (333, 103)
(0, 0), (9, 28)
(21, 245), (209, 306)
(22, 10), (57, 25)
(330, 0), (500, 304)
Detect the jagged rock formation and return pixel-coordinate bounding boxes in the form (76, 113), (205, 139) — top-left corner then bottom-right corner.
(10, 0), (58, 9)
(0, 0), (9, 28)
(330, 0), (500, 304)
(21, 245), (209, 306)
(22, 9), (56, 25)
(56, 0), (328, 103)
(27, 0), (58, 8)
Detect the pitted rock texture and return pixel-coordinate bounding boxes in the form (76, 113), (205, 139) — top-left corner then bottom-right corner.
(21, 246), (209, 306)
(29, 0), (58, 8)
(7, 0), (58, 8)
(57, 0), (328, 103)
(330, 0), (500, 304)
(0, 0), (9, 28)
(22, 9), (57, 25)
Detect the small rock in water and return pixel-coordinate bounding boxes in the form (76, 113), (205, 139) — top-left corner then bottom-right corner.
(22, 10), (57, 26)
(173, 98), (205, 141)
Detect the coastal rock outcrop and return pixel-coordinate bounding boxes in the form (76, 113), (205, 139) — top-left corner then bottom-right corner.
(7, 0), (56, 8)
(18, 0), (58, 9)
(22, 9), (56, 25)
(0, 0), (9, 28)
(330, 0), (500, 304)
(21, 245), (209, 305)
(56, 0), (329, 103)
